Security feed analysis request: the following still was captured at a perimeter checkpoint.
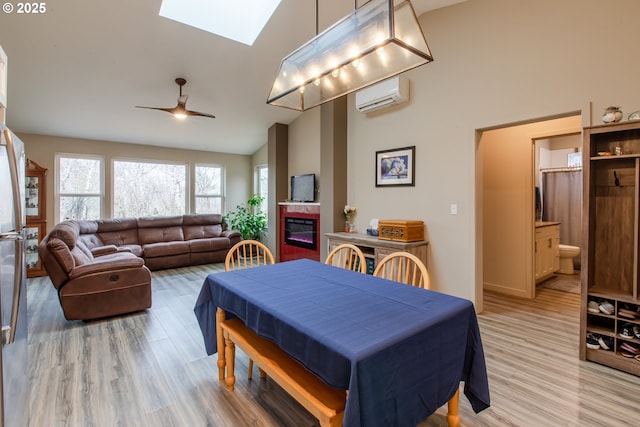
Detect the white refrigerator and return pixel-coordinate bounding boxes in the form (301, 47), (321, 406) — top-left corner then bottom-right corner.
(0, 124), (28, 426)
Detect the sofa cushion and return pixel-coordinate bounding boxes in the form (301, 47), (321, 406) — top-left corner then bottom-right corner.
(142, 241), (190, 258)
(75, 239), (95, 262)
(189, 237), (231, 253)
(47, 238), (75, 273)
(94, 218), (139, 247)
(99, 229), (139, 246)
(48, 221), (79, 249)
(118, 244), (143, 257)
(71, 245), (92, 266)
(184, 223), (223, 240)
(138, 216), (185, 245)
(96, 218), (138, 232)
(68, 254), (144, 280)
(137, 215), (183, 228)
(183, 213), (222, 226)
(139, 226), (184, 245)
(78, 233), (104, 249)
(77, 220), (99, 234)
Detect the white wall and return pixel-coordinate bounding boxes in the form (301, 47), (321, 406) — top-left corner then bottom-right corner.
(288, 107), (321, 200)
(344, 0), (640, 306)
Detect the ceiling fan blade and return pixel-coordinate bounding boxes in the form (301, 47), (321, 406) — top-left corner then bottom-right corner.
(135, 105), (178, 114)
(185, 109), (216, 119)
(136, 78), (214, 119)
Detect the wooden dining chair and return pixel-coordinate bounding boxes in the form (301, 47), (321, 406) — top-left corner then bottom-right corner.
(225, 240), (274, 272)
(224, 239), (275, 380)
(325, 243), (367, 274)
(373, 252), (431, 289)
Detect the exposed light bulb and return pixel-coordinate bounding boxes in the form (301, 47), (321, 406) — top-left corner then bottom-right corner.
(174, 113), (187, 120)
(332, 68), (340, 78)
(314, 78), (321, 86)
(352, 58), (361, 68)
(376, 46), (384, 55)
(299, 86), (305, 94)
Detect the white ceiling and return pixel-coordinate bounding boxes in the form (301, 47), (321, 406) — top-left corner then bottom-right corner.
(0, 0), (465, 155)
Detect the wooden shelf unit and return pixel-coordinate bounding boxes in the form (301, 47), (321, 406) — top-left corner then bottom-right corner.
(25, 159), (47, 278)
(325, 232), (428, 275)
(581, 121), (640, 375)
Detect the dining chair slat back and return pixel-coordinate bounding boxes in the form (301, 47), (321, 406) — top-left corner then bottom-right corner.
(224, 239), (275, 380)
(325, 243), (367, 274)
(373, 252), (430, 289)
(225, 240), (274, 272)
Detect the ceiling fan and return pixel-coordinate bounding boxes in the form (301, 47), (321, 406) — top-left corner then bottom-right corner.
(136, 78), (216, 119)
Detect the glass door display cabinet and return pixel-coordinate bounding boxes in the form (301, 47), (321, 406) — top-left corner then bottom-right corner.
(25, 159), (47, 277)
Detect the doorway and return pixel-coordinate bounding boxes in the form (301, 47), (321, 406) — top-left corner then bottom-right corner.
(534, 135), (583, 294)
(479, 113), (582, 299)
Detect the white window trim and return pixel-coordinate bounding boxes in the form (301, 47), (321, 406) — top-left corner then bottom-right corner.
(254, 164), (268, 222)
(195, 163), (225, 214)
(55, 153), (105, 224)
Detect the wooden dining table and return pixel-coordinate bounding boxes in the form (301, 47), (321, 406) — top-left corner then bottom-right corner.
(194, 259), (490, 427)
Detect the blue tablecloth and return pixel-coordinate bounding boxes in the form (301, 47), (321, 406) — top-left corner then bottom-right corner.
(194, 259), (490, 427)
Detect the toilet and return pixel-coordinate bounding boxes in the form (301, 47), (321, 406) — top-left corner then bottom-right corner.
(558, 244), (580, 274)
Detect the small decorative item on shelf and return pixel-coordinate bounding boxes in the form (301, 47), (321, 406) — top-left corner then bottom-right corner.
(628, 110), (640, 121)
(602, 106), (623, 124)
(367, 218), (379, 236)
(343, 204), (356, 233)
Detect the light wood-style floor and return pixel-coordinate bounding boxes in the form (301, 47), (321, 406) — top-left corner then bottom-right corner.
(27, 265), (640, 426)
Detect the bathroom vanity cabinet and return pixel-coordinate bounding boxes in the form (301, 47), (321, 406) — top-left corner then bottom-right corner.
(534, 222), (560, 283)
(581, 120), (640, 376)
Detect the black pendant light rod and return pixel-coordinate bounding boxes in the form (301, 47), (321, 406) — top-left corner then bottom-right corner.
(315, 1), (361, 36)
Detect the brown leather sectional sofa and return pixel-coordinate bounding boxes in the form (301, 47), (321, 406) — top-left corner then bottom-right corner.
(39, 214), (241, 320)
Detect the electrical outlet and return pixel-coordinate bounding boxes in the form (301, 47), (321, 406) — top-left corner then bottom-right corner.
(450, 204), (458, 215)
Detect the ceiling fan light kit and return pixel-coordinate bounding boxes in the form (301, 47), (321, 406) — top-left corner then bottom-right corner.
(267, 0), (433, 111)
(136, 78), (216, 119)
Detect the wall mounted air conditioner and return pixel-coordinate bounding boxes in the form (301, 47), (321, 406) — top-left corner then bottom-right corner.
(355, 76), (409, 113)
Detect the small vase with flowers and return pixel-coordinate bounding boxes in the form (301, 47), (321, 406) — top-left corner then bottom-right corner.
(343, 205), (356, 233)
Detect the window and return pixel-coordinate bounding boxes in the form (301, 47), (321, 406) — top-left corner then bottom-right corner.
(113, 160), (186, 217)
(195, 164), (224, 214)
(56, 154), (103, 221)
(255, 164), (268, 219)
(159, 0), (281, 46)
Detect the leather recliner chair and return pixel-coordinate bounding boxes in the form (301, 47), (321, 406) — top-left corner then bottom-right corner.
(38, 221), (152, 321)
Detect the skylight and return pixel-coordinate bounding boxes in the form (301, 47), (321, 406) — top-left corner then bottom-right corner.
(159, 0), (282, 46)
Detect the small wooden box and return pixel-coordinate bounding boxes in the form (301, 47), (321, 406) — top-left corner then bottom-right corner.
(378, 220), (424, 242)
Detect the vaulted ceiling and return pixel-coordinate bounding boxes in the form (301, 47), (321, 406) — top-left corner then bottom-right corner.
(0, 0), (465, 155)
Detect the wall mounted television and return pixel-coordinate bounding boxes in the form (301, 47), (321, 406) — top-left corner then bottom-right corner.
(291, 174), (315, 202)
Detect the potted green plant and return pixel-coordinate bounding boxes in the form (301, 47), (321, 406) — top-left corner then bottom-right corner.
(225, 194), (267, 241)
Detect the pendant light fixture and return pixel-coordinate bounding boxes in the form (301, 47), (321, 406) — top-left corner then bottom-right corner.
(267, 0), (433, 111)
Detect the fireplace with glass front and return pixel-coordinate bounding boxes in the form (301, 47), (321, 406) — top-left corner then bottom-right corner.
(279, 203), (320, 262)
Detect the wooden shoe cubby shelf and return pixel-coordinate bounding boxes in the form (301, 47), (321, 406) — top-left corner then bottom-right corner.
(584, 295), (640, 374)
(581, 120), (640, 376)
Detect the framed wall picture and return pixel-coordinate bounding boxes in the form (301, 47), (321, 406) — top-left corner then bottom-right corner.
(375, 146), (415, 187)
